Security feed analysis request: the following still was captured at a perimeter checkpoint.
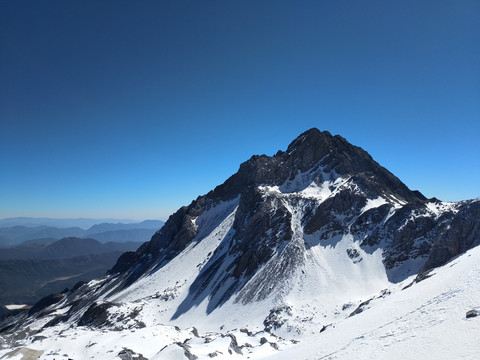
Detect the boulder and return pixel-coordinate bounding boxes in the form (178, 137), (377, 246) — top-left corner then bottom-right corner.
(466, 309), (478, 318)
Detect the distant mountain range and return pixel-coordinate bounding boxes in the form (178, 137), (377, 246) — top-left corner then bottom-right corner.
(0, 219), (164, 247)
(0, 237), (143, 306)
(0, 217), (142, 229)
(0, 219), (164, 307)
(0, 237), (142, 260)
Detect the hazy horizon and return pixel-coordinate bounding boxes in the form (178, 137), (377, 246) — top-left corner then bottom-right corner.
(0, 216), (166, 222)
(1, 1), (478, 220)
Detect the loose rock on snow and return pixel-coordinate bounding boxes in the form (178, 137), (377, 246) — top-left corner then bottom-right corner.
(466, 310), (478, 318)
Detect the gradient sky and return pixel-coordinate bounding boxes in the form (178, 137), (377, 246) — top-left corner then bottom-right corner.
(1, 0), (479, 220)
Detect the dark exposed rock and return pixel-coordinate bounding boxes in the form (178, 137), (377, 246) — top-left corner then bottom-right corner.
(264, 306), (293, 332)
(191, 326), (200, 337)
(305, 189), (368, 236)
(0, 308), (29, 334)
(270, 342), (279, 350)
(228, 188), (293, 278)
(351, 204), (391, 240)
(108, 251), (140, 275)
(240, 327), (253, 336)
(349, 299), (372, 317)
(466, 310), (478, 318)
(32, 335), (47, 342)
(28, 293), (65, 316)
(71, 280), (87, 292)
(117, 348), (148, 360)
(227, 333), (243, 355)
(78, 301), (118, 327)
(43, 315), (69, 328)
(420, 201), (480, 274)
(175, 341), (198, 360)
(347, 248), (360, 259)
(111, 129), (423, 274)
(320, 324), (331, 333)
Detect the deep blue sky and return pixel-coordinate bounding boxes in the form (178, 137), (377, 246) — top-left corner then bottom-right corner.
(1, 0), (479, 220)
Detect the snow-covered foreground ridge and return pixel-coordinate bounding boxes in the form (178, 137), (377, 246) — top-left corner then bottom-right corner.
(1, 129), (479, 359)
(1, 244), (479, 359)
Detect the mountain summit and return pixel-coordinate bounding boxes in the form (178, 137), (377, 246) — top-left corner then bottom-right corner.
(105, 128), (477, 312)
(1, 129), (479, 359)
(109, 129), (451, 291)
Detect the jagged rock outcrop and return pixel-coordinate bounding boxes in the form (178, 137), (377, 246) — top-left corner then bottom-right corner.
(420, 200), (480, 273)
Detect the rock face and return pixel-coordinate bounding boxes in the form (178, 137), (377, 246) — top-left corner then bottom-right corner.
(1, 128), (479, 336)
(420, 201), (480, 273)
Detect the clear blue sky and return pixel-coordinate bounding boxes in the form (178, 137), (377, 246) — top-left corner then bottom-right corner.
(1, 0), (479, 220)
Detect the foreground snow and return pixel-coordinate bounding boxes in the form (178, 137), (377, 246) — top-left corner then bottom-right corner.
(1, 245), (479, 359)
(268, 245), (480, 360)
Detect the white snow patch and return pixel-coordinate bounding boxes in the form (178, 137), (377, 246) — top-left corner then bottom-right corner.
(4, 305), (28, 310)
(389, 195), (407, 208)
(361, 197), (388, 214)
(259, 175), (349, 205)
(426, 200), (458, 217)
(383, 206), (396, 224)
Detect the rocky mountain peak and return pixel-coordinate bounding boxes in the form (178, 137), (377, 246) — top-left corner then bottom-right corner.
(2, 129), (479, 360)
(109, 129), (434, 299)
(99, 128), (479, 322)
(284, 128), (334, 160)
(210, 128), (424, 206)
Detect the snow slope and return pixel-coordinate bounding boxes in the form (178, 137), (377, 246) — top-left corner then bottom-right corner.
(1, 244), (479, 359)
(267, 245), (480, 360)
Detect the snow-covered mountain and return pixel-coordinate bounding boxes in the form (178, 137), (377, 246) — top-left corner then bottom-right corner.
(1, 129), (479, 359)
